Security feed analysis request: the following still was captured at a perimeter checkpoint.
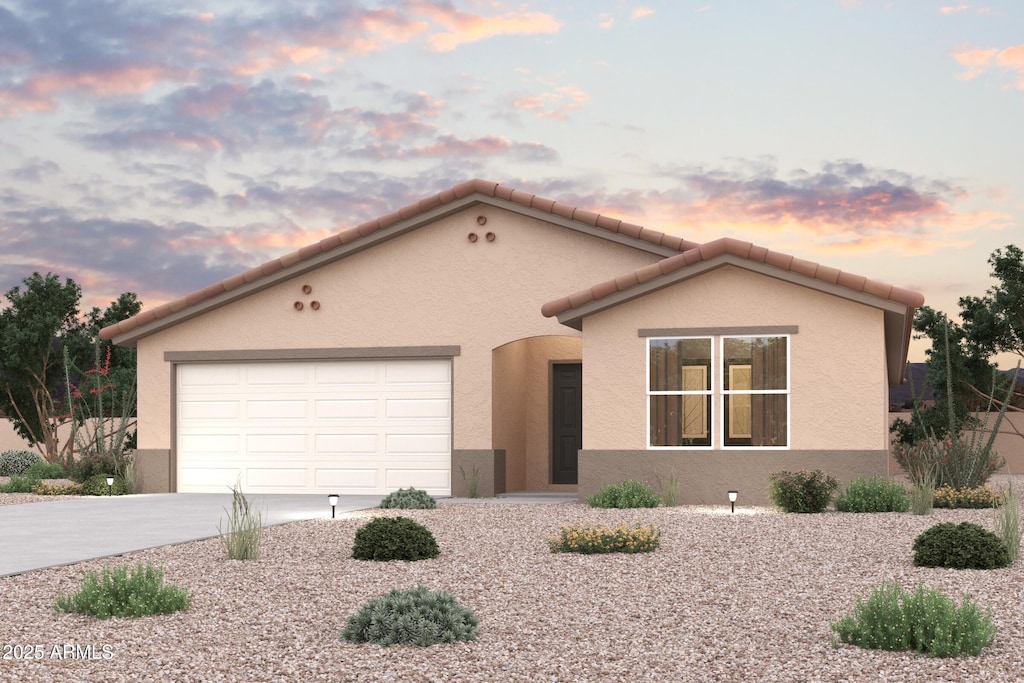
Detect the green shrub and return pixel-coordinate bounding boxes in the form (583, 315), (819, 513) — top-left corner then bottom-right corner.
(54, 562), (192, 619)
(830, 580), (995, 657)
(0, 449), (42, 476)
(933, 485), (1003, 509)
(586, 479), (660, 508)
(548, 523), (660, 554)
(23, 459), (66, 480)
(65, 453), (117, 484)
(352, 516), (440, 561)
(218, 482), (262, 560)
(912, 522), (1010, 569)
(767, 469), (838, 513)
(834, 476), (910, 513)
(342, 585), (478, 647)
(80, 473), (129, 496)
(995, 484), (1022, 563)
(379, 487), (437, 510)
(31, 482), (84, 496)
(0, 475), (41, 493)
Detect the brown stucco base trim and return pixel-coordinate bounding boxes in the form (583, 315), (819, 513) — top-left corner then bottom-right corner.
(578, 449), (889, 506)
(451, 449), (506, 498)
(132, 449), (172, 493)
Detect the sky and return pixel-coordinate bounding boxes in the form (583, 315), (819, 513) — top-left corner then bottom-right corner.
(0, 0), (1021, 366)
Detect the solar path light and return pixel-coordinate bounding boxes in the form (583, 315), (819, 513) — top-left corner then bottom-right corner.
(328, 494), (340, 519)
(728, 490), (738, 514)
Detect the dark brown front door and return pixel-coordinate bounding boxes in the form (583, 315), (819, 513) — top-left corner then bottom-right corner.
(551, 363), (582, 485)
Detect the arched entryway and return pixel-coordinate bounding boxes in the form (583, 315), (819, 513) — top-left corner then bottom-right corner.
(492, 335), (581, 492)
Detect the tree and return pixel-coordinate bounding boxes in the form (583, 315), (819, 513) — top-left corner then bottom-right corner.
(892, 245), (1023, 445)
(0, 273), (141, 462)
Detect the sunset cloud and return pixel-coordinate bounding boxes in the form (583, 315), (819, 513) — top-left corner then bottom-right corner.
(953, 44), (1024, 88)
(509, 84), (589, 121)
(410, 1), (561, 52)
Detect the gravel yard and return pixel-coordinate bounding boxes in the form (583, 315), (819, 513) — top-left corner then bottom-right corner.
(2, 483), (1024, 682)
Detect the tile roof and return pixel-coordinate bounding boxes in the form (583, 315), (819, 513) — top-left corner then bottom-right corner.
(99, 179), (698, 342)
(540, 236), (925, 319)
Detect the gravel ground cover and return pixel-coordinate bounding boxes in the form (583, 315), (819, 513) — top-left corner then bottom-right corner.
(2, 483), (1024, 682)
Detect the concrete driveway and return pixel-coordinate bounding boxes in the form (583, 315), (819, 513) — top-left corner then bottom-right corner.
(0, 493), (384, 577)
(0, 491), (577, 577)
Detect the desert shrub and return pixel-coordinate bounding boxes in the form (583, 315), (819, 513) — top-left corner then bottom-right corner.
(352, 516), (440, 561)
(913, 522), (1010, 569)
(830, 580), (995, 657)
(31, 482), (84, 496)
(767, 469), (838, 513)
(586, 479), (660, 508)
(54, 562), (192, 619)
(218, 482), (262, 560)
(834, 476), (910, 513)
(548, 523), (660, 554)
(0, 475), (41, 493)
(995, 484), (1022, 563)
(932, 485), (1003, 509)
(65, 453), (117, 483)
(0, 449), (42, 476)
(656, 473), (680, 507)
(379, 487), (437, 510)
(342, 585), (478, 647)
(23, 459), (66, 480)
(80, 473), (129, 496)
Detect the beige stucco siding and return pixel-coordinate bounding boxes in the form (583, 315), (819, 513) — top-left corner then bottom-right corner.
(134, 206), (662, 453)
(581, 265), (888, 451)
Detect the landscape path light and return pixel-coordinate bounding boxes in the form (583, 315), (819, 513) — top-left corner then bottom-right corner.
(106, 475), (114, 496)
(728, 490), (738, 514)
(328, 493), (339, 519)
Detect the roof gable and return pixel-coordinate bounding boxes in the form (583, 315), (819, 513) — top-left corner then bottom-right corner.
(541, 236), (925, 388)
(100, 179), (696, 345)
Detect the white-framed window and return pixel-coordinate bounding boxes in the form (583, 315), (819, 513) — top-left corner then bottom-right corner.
(647, 334), (789, 449)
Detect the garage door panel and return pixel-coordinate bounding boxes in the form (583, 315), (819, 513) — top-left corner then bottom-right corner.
(384, 360), (450, 385)
(179, 364), (241, 387)
(314, 399), (378, 420)
(247, 399), (309, 420)
(179, 433), (240, 453)
(314, 362), (379, 386)
(315, 468), (379, 490)
(247, 468), (307, 489)
(179, 400), (241, 420)
(178, 359), (451, 495)
(246, 433), (308, 454)
(315, 433), (378, 454)
(246, 363), (309, 386)
(385, 398), (451, 419)
(385, 433), (450, 454)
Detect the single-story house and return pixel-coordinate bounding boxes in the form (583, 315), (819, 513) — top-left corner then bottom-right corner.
(100, 179), (924, 505)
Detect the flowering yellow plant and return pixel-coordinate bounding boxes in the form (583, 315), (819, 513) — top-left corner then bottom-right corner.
(932, 485), (1003, 509)
(548, 523), (660, 554)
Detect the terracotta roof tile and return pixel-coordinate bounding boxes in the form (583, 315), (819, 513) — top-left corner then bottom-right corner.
(573, 208), (600, 227)
(541, 236), (926, 320)
(568, 289), (596, 308)
(100, 179), (692, 342)
(550, 202), (576, 220)
(618, 222), (643, 240)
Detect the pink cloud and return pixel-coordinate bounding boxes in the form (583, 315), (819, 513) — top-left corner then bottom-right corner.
(510, 84), (589, 121)
(409, 1), (561, 52)
(631, 7), (655, 20)
(953, 44), (1024, 88)
(0, 64), (185, 117)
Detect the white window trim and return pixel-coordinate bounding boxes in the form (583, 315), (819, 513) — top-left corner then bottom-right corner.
(720, 335), (790, 450)
(646, 334), (791, 450)
(647, 336), (714, 450)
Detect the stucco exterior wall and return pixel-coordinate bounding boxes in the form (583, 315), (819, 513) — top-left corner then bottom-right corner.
(581, 265), (888, 451)
(133, 207), (662, 460)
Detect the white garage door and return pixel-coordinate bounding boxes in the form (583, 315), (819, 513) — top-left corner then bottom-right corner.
(176, 359), (451, 495)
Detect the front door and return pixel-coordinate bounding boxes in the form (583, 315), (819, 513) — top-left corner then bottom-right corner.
(551, 363), (582, 485)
